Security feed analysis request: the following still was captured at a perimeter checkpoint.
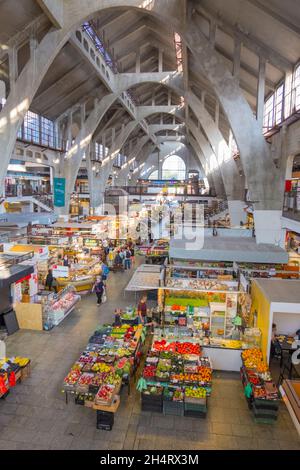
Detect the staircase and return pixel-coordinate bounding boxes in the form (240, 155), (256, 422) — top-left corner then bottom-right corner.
(5, 195), (54, 213)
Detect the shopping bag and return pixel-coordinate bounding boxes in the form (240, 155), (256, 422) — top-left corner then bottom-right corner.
(102, 289), (107, 303)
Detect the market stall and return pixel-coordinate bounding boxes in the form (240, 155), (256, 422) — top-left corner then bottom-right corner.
(158, 281), (254, 371)
(0, 253), (35, 335)
(14, 285), (81, 331)
(62, 322), (144, 430)
(240, 348), (280, 424)
(0, 356), (31, 399)
(250, 279), (300, 362)
(138, 330), (212, 418)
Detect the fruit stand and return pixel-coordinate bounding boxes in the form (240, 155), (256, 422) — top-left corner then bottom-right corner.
(158, 283), (253, 371)
(62, 323), (144, 430)
(240, 348), (280, 424)
(138, 331), (212, 418)
(0, 356), (31, 399)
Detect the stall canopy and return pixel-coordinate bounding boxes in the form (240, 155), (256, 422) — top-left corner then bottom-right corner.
(0, 264), (34, 288)
(125, 264), (163, 291)
(169, 237), (289, 264)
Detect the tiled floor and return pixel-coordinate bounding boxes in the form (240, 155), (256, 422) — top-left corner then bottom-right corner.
(1, 259), (300, 450)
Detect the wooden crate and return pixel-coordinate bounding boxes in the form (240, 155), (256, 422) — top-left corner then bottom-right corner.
(20, 362), (31, 381)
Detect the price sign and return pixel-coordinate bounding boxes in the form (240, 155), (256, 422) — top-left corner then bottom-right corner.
(52, 265), (69, 278)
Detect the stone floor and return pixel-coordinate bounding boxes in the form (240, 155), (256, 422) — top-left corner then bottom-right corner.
(1, 259), (300, 450)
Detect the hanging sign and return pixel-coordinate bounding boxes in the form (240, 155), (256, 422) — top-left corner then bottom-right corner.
(54, 177), (66, 207)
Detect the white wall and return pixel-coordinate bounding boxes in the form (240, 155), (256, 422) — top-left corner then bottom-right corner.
(273, 311), (300, 336)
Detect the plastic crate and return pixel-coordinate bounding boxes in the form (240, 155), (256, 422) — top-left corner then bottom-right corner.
(163, 400), (184, 416)
(253, 398), (279, 411)
(141, 402), (163, 413)
(97, 410), (114, 425)
(184, 409), (207, 419)
(75, 394), (85, 405)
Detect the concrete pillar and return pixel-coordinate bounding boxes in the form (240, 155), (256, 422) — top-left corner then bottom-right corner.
(215, 101), (219, 127)
(158, 48), (163, 72)
(168, 90), (172, 106)
(67, 111), (73, 149)
(254, 210), (285, 247)
(80, 103), (86, 127)
(151, 93), (155, 106)
(135, 49), (141, 73)
(55, 93), (117, 216)
(233, 38), (241, 80)
(209, 20), (217, 46)
(256, 57), (266, 129)
(201, 90), (206, 104)
(227, 200), (247, 226)
(8, 47), (18, 94)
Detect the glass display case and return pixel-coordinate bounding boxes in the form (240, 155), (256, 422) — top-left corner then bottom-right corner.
(42, 285), (80, 330)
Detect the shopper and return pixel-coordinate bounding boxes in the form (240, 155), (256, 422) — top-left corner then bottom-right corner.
(101, 262), (110, 281)
(63, 255), (69, 267)
(124, 247), (132, 270)
(114, 251), (123, 269)
(137, 295), (148, 324)
(73, 256), (79, 264)
(130, 245), (135, 265)
(92, 276), (105, 306)
(120, 247), (126, 268)
(45, 269), (57, 293)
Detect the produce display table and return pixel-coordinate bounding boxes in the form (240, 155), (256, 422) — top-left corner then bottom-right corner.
(240, 349), (280, 424)
(0, 357), (30, 399)
(138, 335), (212, 419)
(62, 323), (144, 430)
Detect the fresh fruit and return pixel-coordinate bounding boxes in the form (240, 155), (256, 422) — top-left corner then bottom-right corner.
(64, 370), (81, 385)
(143, 365), (156, 378)
(185, 386), (206, 398)
(91, 363), (113, 373)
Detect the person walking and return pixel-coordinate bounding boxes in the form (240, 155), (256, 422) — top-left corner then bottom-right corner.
(130, 245), (135, 266)
(124, 247), (132, 270)
(93, 276), (105, 306)
(101, 262), (110, 281)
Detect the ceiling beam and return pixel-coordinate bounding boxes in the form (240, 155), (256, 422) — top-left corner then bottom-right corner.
(245, 0), (300, 36)
(215, 44), (276, 91)
(194, 5), (294, 72)
(33, 62), (84, 105)
(37, 0), (64, 28)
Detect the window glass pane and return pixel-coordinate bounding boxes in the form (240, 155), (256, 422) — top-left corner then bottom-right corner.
(295, 64), (300, 111)
(23, 111), (40, 144)
(275, 84), (283, 125)
(162, 155), (186, 180)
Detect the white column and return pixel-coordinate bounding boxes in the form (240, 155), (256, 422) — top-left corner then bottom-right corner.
(233, 38), (241, 80)
(227, 200), (247, 226)
(256, 57), (266, 129)
(158, 48), (163, 72)
(254, 210), (285, 247)
(136, 49), (141, 73)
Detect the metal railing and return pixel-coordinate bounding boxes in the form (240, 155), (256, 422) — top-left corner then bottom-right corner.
(283, 191), (300, 221)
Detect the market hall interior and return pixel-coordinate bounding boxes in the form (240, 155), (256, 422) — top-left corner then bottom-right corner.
(0, 0), (300, 452)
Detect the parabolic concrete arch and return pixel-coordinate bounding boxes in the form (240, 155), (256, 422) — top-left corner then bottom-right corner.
(0, 0), (280, 217)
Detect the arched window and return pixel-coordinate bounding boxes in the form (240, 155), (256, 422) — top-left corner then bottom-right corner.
(162, 155), (186, 180)
(148, 170), (158, 180)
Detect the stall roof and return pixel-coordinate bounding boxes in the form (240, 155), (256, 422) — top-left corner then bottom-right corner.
(253, 279), (300, 304)
(0, 264), (34, 287)
(125, 264), (162, 291)
(51, 222), (95, 229)
(169, 237), (288, 264)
